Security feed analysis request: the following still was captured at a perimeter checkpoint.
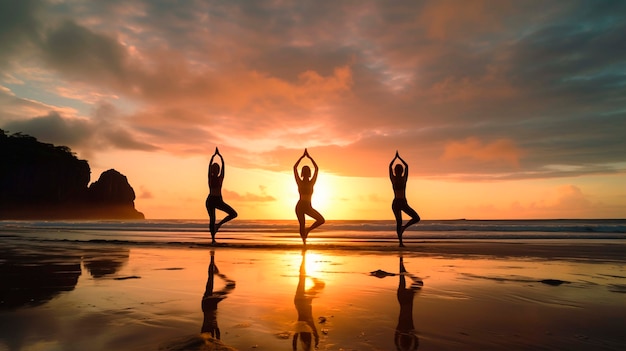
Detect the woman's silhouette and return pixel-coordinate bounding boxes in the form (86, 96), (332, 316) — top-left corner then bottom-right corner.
(294, 149), (325, 245)
(395, 256), (421, 351)
(293, 250), (325, 351)
(389, 151), (420, 247)
(201, 250), (236, 339)
(206, 147), (238, 245)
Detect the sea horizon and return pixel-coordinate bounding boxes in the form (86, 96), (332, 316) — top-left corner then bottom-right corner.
(2, 219), (624, 250)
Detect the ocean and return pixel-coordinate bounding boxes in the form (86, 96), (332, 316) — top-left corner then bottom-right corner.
(1, 219), (624, 248)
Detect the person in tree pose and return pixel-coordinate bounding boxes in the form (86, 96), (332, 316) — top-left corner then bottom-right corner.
(206, 147), (237, 245)
(294, 149), (325, 245)
(389, 151), (420, 247)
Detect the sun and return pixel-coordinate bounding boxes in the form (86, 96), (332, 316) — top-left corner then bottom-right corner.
(287, 251), (328, 278)
(312, 174), (333, 214)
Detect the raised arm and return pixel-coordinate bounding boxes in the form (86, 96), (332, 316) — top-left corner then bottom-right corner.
(389, 151), (399, 179)
(397, 153), (409, 178)
(208, 152), (217, 185)
(216, 148), (224, 178)
(309, 150), (319, 184)
(293, 151), (306, 183)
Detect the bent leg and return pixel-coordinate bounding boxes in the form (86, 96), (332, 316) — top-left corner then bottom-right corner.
(401, 204), (420, 233)
(305, 207), (325, 235)
(216, 201), (238, 230)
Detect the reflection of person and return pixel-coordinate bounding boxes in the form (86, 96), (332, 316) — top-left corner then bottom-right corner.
(395, 256), (421, 351)
(201, 250), (235, 339)
(293, 250), (325, 351)
(294, 149), (325, 245)
(389, 151), (420, 247)
(206, 147), (238, 245)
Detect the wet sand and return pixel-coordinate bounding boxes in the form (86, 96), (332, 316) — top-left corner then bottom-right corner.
(1, 239), (625, 350)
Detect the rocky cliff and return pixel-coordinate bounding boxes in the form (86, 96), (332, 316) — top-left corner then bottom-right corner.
(0, 129), (144, 219)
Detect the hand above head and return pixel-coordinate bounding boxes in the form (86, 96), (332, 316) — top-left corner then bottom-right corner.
(304, 148), (309, 157)
(215, 147), (221, 155)
(390, 151), (399, 166)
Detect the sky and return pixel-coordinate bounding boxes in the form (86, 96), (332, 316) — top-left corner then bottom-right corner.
(1, 0), (625, 220)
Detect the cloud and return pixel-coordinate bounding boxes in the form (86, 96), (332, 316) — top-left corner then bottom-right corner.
(41, 20), (130, 87)
(222, 189), (276, 203)
(0, 0), (625, 181)
(442, 137), (523, 167)
(137, 186), (153, 199)
(3, 108), (158, 155)
(0, 0), (44, 69)
(511, 185), (598, 218)
(3, 111), (93, 147)
(0, 85), (78, 120)
(417, 0), (514, 40)
(461, 184), (612, 219)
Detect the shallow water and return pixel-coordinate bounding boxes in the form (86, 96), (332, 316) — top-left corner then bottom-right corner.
(1, 238), (625, 350)
(2, 219), (625, 244)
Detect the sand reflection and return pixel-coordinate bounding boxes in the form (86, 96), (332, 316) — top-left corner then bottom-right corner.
(201, 250), (235, 339)
(395, 255), (423, 350)
(293, 250), (325, 351)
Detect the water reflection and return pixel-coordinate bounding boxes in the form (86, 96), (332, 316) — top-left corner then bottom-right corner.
(83, 247), (130, 278)
(293, 250), (325, 351)
(0, 246), (81, 310)
(0, 245), (132, 310)
(395, 256), (422, 351)
(201, 250), (235, 339)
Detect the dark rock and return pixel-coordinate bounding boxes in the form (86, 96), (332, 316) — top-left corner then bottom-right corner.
(86, 169), (144, 219)
(370, 269), (396, 278)
(0, 129), (144, 219)
(88, 169), (136, 205)
(539, 279), (570, 286)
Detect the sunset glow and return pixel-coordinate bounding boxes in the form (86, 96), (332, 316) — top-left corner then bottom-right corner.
(1, 1), (624, 219)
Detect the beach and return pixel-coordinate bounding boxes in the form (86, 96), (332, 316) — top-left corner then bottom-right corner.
(1, 220), (625, 350)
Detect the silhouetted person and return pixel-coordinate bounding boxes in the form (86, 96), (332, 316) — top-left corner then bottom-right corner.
(293, 250), (325, 351)
(395, 256), (421, 351)
(389, 151), (420, 247)
(201, 250), (235, 339)
(206, 147), (238, 245)
(294, 149), (325, 245)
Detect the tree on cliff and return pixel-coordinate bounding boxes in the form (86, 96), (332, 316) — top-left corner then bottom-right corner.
(0, 129), (144, 219)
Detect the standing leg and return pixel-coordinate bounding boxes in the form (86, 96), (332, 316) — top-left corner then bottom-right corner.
(296, 202), (307, 245)
(206, 198), (217, 245)
(392, 200), (405, 247)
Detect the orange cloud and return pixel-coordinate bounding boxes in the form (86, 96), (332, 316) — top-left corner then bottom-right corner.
(222, 189), (276, 203)
(442, 137), (523, 167)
